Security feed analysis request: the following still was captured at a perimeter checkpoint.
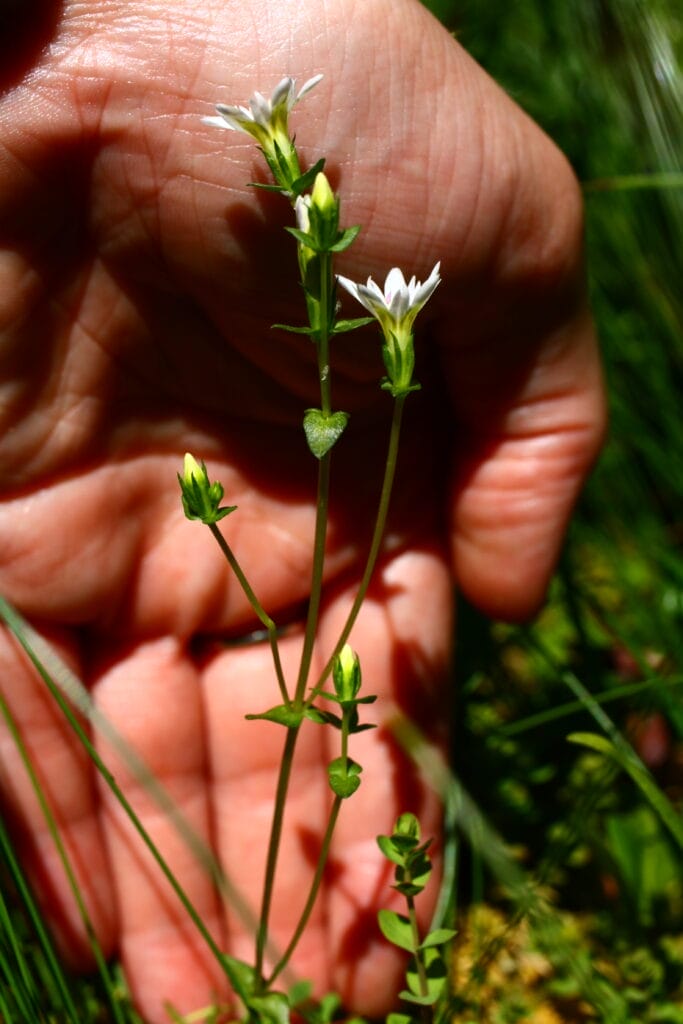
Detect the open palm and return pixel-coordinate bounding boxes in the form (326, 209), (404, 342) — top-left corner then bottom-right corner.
(0, 1), (604, 1020)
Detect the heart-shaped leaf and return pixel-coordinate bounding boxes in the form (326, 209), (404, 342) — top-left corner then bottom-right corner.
(303, 409), (349, 459)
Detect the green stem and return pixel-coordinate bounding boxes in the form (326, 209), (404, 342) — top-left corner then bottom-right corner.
(254, 234), (336, 989)
(208, 523), (290, 707)
(265, 794), (342, 987)
(266, 698), (352, 987)
(294, 250), (334, 706)
(407, 891), (431, 1024)
(294, 453), (331, 705)
(254, 726), (299, 984)
(318, 253), (332, 416)
(307, 393), (407, 704)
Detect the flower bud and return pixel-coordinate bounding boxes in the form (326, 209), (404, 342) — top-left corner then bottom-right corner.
(178, 453), (237, 525)
(332, 644), (361, 703)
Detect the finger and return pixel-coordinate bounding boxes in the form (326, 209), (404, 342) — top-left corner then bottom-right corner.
(92, 636), (229, 1024)
(0, 623), (116, 963)
(201, 631), (331, 990)
(428, 78), (606, 618)
(319, 546), (453, 1016)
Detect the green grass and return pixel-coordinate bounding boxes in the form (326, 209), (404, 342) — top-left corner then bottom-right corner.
(1, 0), (682, 1020)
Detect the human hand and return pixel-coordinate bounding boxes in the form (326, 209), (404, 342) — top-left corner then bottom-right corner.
(0, 1), (604, 1020)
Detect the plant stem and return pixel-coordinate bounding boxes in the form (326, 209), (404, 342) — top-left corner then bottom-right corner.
(406, 892), (431, 1024)
(308, 393), (407, 703)
(294, 452), (331, 705)
(254, 726), (299, 984)
(208, 523), (290, 707)
(265, 698), (353, 987)
(265, 794), (342, 987)
(254, 249), (335, 986)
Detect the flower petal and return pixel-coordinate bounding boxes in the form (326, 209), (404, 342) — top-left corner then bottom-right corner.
(296, 73), (324, 102)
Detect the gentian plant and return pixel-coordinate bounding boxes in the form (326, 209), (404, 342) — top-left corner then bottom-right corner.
(176, 74), (448, 1023)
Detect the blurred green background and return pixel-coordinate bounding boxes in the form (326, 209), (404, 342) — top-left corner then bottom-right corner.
(420, 1), (683, 1021)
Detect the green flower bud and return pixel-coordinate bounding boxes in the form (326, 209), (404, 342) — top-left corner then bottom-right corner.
(311, 171), (336, 217)
(332, 644), (361, 703)
(178, 453), (237, 525)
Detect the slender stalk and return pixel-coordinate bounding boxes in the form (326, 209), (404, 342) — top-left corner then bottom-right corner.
(265, 794), (342, 987)
(294, 452), (331, 705)
(208, 522), (290, 707)
(308, 393), (407, 702)
(254, 251), (335, 984)
(254, 725), (299, 983)
(265, 698), (352, 987)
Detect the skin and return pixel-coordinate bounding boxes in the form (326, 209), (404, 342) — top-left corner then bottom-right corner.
(0, 0), (606, 1020)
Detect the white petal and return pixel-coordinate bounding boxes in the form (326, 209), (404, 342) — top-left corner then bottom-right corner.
(202, 115), (237, 131)
(336, 275), (363, 305)
(271, 77), (295, 109)
(296, 73), (324, 102)
(249, 91), (272, 127)
(412, 261), (441, 307)
(216, 103), (250, 120)
(383, 267), (407, 302)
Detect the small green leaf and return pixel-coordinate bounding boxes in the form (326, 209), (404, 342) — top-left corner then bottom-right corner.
(290, 157), (326, 197)
(376, 834), (407, 866)
(247, 990), (291, 1024)
(247, 181), (288, 194)
(377, 909), (416, 953)
(272, 322), (318, 336)
(305, 706), (342, 729)
(329, 224), (362, 252)
(287, 980), (312, 1007)
(245, 704), (303, 728)
(303, 409), (349, 459)
(387, 1014), (414, 1024)
(420, 927), (457, 949)
(327, 756), (362, 798)
(332, 316), (375, 334)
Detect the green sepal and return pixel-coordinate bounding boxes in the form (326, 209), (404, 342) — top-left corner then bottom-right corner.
(177, 465), (237, 526)
(287, 980), (312, 1007)
(328, 224), (362, 252)
(377, 909), (416, 953)
(332, 317), (375, 334)
(420, 927), (457, 949)
(289, 157), (326, 197)
(327, 757), (362, 798)
(303, 409), (349, 459)
(271, 322), (319, 336)
(381, 377), (421, 397)
(245, 704), (303, 729)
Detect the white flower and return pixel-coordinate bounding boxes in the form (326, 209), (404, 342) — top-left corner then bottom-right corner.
(203, 74), (323, 147)
(337, 262), (441, 343)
